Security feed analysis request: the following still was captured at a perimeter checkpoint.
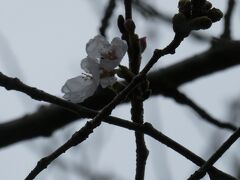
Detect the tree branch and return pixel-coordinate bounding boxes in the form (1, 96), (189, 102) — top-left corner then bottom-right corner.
(99, 0), (116, 37)
(1, 40), (240, 148)
(2, 99), (236, 179)
(221, 0), (236, 39)
(105, 119), (238, 179)
(158, 81), (237, 131)
(0, 64), (236, 179)
(188, 127), (240, 180)
(124, 0), (132, 19)
(149, 39), (240, 90)
(25, 73), (146, 180)
(123, 2), (149, 178)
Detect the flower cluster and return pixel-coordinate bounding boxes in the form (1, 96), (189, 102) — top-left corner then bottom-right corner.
(172, 0), (223, 37)
(62, 35), (128, 103)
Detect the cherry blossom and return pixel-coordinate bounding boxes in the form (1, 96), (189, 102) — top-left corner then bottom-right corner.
(62, 35), (127, 103)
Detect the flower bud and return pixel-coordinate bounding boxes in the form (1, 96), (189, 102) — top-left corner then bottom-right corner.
(207, 8), (223, 22)
(118, 15), (125, 33)
(204, 1), (212, 11)
(178, 0), (191, 17)
(190, 16), (212, 30)
(178, 0), (189, 9)
(124, 19), (136, 33)
(191, 0), (208, 17)
(172, 13), (190, 37)
(199, 1), (212, 15)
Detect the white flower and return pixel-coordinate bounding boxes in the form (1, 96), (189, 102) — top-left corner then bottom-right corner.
(86, 35), (127, 70)
(62, 35), (127, 103)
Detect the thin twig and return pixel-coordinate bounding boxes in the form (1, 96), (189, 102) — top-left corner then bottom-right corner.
(141, 34), (184, 74)
(124, 0), (132, 19)
(0, 72), (94, 116)
(221, 0), (236, 39)
(158, 81), (237, 131)
(121, 7), (185, 179)
(131, 98), (149, 180)
(188, 128), (240, 180)
(99, 0), (116, 37)
(123, 1), (149, 177)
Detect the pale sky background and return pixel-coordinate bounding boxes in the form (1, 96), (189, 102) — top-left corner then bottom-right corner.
(0, 0), (240, 180)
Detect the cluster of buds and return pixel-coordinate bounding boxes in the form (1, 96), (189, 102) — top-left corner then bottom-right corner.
(172, 0), (223, 37)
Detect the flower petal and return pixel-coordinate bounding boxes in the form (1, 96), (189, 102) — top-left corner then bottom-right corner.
(61, 76), (98, 103)
(81, 57), (100, 81)
(100, 38), (127, 70)
(86, 35), (111, 59)
(100, 76), (117, 88)
(111, 37), (128, 60)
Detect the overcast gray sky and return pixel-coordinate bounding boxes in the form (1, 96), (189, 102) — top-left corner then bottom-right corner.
(0, 0), (240, 179)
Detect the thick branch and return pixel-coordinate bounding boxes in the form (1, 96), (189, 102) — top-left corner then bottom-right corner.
(149, 39), (240, 90)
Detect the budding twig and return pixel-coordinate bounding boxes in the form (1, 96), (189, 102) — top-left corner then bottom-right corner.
(122, 1), (149, 178)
